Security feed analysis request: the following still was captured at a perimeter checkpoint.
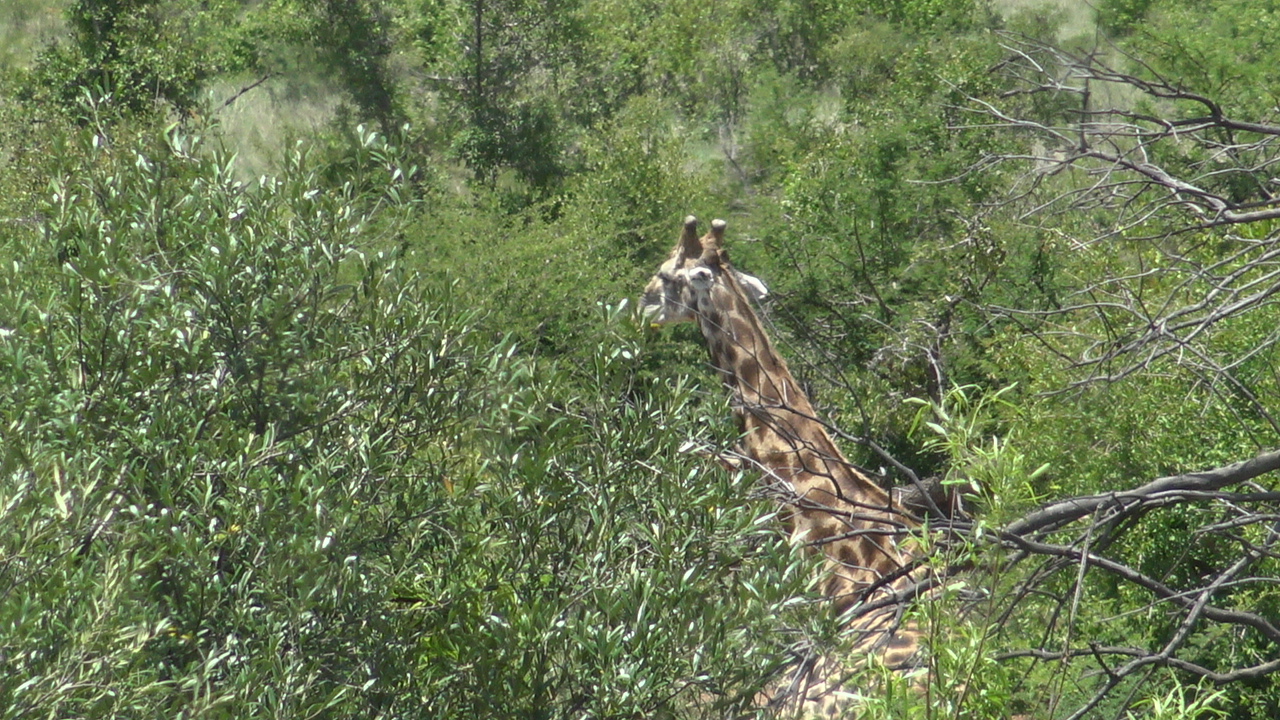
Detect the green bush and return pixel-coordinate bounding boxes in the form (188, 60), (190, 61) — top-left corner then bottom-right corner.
(5, 0), (1279, 715)
(21, 0), (254, 119)
(1096, 0), (1157, 35)
(0, 119), (825, 719)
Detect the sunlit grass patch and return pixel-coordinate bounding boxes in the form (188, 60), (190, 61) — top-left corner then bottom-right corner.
(203, 72), (342, 179)
(993, 0), (1097, 38)
(0, 0), (66, 71)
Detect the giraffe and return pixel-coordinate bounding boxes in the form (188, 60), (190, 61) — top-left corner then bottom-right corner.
(642, 216), (933, 716)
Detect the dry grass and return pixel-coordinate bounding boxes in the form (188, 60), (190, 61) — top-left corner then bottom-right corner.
(0, 0), (67, 70)
(202, 73), (343, 179)
(992, 0), (1099, 39)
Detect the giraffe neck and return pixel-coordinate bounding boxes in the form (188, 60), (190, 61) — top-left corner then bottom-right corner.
(693, 273), (927, 709)
(693, 276), (893, 518)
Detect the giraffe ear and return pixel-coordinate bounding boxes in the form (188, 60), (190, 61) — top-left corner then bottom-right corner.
(733, 269), (769, 302)
(679, 215), (701, 258)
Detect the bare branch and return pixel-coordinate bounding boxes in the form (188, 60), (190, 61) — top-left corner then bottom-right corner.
(215, 72), (279, 113)
(1005, 448), (1280, 536)
(949, 34), (1280, 423)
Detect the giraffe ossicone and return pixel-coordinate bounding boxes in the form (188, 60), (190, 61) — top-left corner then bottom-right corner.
(642, 216), (932, 717)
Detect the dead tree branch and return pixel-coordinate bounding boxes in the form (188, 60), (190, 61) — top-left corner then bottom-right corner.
(1005, 448), (1280, 537)
(216, 72), (278, 113)
(955, 34), (1280, 425)
(971, 448), (1280, 717)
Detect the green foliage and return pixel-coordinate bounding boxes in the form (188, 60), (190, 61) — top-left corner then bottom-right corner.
(1, 121), (459, 716)
(0, 119), (823, 718)
(846, 0), (985, 32)
(22, 0), (254, 118)
(1126, 682), (1229, 720)
(405, 302), (830, 717)
(307, 0), (403, 134)
(1128, 0), (1280, 118)
(437, 0), (590, 188)
(909, 384), (1051, 518)
(1096, 0), (1157, 35)
(4, 0), (1280, 715)
(569, 93), (728, 240)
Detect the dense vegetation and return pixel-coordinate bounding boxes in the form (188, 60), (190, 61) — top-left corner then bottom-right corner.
(1, 0), (1278, 717)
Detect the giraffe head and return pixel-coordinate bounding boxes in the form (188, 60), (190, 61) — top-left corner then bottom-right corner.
(641, 216), (768, 326)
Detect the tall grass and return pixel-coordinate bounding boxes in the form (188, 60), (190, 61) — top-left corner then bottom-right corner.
(203, 73), (343, 180)
(0, 0), (66, 70)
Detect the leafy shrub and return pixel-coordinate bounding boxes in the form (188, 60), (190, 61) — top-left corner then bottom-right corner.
(0, 118), (823, 719)
(21, 0), (254, 119)
(1096, 0), (1157, 35)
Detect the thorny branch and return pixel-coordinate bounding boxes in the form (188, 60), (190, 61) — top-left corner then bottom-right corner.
(960, 35), (1280, 424)
(844, 446), (1280, 716)
(977, 448), (1280, 717)
(700, 42), (1280, 707)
